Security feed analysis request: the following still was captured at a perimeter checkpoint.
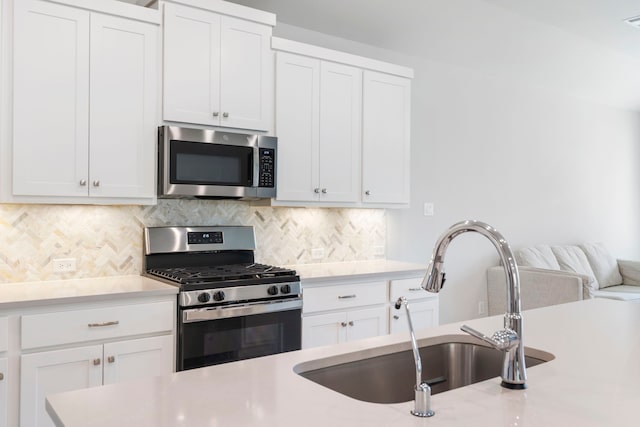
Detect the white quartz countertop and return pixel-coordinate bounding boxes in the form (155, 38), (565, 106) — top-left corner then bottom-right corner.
(46, 298), (640, 426)
(0, 275), (177, 309)
(288, 260), (426, 283)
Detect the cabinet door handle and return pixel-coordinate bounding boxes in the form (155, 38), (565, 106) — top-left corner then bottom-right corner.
(222, 112), (229, 118)
(212, 112), (219, 117)
(348, 321), (354, 326)
(338, 295), (356, 299)
(340, 321), (347, 327)
(0, 372), (4, 381)
(93, 358), (101, 366)
(321, 188), (327, 194)
(92, 180), (100, 187)
(365, 190), (371, 196)
(314, 188), (320, 194)
(79, 179), (87, 186)
(88, 321), (119, 328)
(107, 356), (115, 364)
(393, 315), (400, 320)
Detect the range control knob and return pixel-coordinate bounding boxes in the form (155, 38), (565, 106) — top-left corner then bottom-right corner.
(213, 291), (225, 302)
(267, 285), (279, 296)
(197, 293), (211, 303)
(280, 284), (292, 294)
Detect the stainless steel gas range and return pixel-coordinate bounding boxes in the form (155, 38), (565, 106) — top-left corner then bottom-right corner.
(144, 226), (302, 371)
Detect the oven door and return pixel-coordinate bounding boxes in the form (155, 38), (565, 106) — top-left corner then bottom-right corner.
(178, 299), (302, 371)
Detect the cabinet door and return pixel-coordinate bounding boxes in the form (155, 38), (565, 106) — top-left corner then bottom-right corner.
(20, 345), (103, 427)
(102, 335), (173, 385)
(362, 71), (411, 204)
(163, 3), (220, 126)
(302, 312), (346, 349)
(0, 358), (7, 427)
(89, 13), (157, 199)
(389, 299), (439, 335)
(13, 0), (90, 197)
(346, 306), (388, 342)
(220, 16), (272, 131)
(318, 62), (361, 202)
(275, 52), (320, 202)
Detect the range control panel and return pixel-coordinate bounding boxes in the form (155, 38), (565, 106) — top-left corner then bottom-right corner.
(187, 231), (223, 245)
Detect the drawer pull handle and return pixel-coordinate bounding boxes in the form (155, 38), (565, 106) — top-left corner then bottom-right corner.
(88, 321), (119, 328)
(393, 315), (400, 320)
(348, 321), (354, 326)
(93, 358), (101, 366)
(0, 372), (4, 381)
(107, 356), (115, 364)
(340, 321), (347, 327)
(338, 295), (356, 299)
(409, 288), (423, 291)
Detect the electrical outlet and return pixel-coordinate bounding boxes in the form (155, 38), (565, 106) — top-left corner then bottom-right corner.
(423, 202), (434, 216)
(311, 248), (325, 260)
(53, 258), (76, 273)
(478, 301), (486, 315)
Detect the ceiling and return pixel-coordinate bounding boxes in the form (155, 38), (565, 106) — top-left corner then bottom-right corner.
(115, 0), (640, 60)
(116, 0), (640, 110)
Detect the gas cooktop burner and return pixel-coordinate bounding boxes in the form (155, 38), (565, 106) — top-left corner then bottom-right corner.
(147, 263), (297, 285)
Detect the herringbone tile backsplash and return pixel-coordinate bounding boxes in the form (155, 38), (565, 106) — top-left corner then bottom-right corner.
(0, 201), (386, 283)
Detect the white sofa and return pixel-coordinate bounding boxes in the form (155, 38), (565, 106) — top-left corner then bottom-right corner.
(487, 243), (640, 315)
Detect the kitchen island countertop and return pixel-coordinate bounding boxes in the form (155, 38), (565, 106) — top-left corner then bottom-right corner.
(46, 298), (640, 426)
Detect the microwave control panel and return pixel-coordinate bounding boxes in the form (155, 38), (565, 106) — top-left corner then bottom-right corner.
(258, 148), (275, 188)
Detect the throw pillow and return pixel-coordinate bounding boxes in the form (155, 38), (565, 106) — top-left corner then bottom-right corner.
(550, 246), (598, 290)
(579, 242), (622, 289)
(516, 245), (561, 270)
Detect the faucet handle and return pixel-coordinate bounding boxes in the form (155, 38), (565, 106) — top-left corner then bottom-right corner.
(461, 325), (519, 352)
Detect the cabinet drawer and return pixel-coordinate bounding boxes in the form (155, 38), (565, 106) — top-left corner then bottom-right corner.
(22, 301), (173, 350)
(390, 277), (432, 302)
(0, 317), (7, 352)
(303, 281), (386, 313)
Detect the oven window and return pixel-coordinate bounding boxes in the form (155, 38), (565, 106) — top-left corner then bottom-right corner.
(170, 140), (253, 186)
(179, 308), (302, 371)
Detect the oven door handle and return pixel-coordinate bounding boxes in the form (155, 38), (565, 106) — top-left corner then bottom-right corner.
(182, 298), (302, 323)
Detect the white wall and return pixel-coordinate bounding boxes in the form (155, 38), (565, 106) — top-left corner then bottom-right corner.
(272, 15), (640, 324)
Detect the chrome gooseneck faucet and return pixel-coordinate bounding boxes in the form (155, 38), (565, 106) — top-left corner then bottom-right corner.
(421, 220), (527, 389)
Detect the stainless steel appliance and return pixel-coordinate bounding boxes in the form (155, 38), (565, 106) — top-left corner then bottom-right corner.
(158, 125), (277, 200)
(144, 226), (301, 371)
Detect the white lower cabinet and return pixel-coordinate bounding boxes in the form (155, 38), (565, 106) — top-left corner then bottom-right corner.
(389, 299), (439, 334)
(20, 335), (172, 427)
(0, 357), (7, 427)
(302, 274), (439, 349)
(16, 299), (174, 427)
(302, 306), (386, 349)
(389, 277), (439, 334)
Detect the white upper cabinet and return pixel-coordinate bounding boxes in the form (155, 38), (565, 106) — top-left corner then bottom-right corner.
(11, 0), (159, 204)
(13, 0), (90, 198)
(162, 1), (273, 132)
(273, 38), (413, 208)
(275, 53), (361, 203)
(362, 71), (411, 205)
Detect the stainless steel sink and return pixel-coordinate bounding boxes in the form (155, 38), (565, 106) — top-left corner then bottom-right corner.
(296, 338), (554, 404)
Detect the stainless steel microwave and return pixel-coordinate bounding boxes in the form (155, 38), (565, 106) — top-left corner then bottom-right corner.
(158, 126), (277, 200)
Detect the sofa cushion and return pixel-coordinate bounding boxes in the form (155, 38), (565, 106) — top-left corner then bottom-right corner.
(516, 245), (561, 270)
(590, 285), (640, 301)
(550, 246), (598, 290)
(579, 243), (622, 289)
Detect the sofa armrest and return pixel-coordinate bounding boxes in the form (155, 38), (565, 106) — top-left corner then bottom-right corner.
(617, 260), (640, 286)
(487, 266), (587, 316)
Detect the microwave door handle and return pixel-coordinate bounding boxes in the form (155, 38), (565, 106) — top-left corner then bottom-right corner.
(253, 147), (260, 187)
